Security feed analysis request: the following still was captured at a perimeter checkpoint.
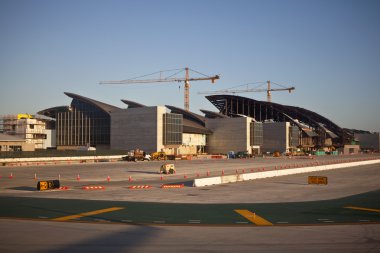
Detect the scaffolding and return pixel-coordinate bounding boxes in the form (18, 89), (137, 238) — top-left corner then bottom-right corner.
(1, 114), (48, 149)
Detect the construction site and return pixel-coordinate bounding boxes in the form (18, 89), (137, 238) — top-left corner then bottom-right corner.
(1, 67), (379, 157)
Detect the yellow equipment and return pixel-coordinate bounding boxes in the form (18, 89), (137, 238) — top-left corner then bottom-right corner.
(151, 151), (167, 161)
(160, 163), (176, 174)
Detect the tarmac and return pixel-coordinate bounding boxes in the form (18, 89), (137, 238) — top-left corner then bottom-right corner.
(0, 154), (379, 203)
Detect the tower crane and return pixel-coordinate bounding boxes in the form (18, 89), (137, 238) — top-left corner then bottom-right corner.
(198, 80), (294, 103)
(99, 67), (220, 111)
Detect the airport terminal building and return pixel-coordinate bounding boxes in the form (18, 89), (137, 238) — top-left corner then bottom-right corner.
(36, 92), (375, 155)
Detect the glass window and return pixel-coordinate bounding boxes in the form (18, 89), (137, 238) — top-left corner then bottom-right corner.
(163, 113), (183, 145)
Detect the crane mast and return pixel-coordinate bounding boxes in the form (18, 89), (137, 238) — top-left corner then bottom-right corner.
(100, 67), (219, 111)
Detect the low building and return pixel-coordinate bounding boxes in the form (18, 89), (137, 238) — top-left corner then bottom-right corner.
(0, 133), (35, 152)
(1, 114), (53, 149)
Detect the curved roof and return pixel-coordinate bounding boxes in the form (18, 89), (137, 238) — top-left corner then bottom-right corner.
(200, 109), (228, 119)
(37, 106), (69, 118)
(183, 118), (212, 134)
(165, 105), (212, 134)
(64, 92), (120, 114)
(206, 95), (353, 144)
(165, 105), (205, 126)
(121, 99), (147, 108)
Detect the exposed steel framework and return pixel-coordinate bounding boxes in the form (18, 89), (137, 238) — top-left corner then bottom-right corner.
(206, 95), (353, 147)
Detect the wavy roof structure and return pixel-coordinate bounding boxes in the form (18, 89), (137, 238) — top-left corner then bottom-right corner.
(205, 94), (353, 144)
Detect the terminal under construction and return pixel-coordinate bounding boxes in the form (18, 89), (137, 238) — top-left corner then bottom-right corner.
(31, 91), (379, 156)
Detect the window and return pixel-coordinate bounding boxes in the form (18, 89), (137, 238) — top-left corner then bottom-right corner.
(163, 113), (183, 145)
(251, 122), (263, 146)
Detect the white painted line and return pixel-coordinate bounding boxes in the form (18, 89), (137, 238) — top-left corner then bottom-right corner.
(322, 220), (334, 223)
(276, 221), (289, 224)
(121, 220), (133, 223)
(188, 220), (201, 224)
(153, 221), (166, 224)
(189, 220), (201, 222)
(38, 216), (49, 219)
(317, 218), (330, 221)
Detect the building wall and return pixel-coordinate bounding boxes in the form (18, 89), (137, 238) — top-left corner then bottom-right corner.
(0, 141), (35, 151)
(43, 129), (56, 148)
(355, 133), (380, 151)
(263, 122), (290, 153)
(205, 117), (251, 154)
(110, 106), (166, 153)
(2, 115), (47, 149)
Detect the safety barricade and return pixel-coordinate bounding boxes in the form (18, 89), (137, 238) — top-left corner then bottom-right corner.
(128, 185), (152, 189)
(82, 186), (105, 190)
(161, 184), (184, 189)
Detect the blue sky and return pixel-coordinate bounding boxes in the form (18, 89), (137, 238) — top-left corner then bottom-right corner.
(1, 0), (379, 132)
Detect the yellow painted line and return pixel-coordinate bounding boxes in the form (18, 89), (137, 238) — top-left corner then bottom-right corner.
(53, 207), (124, 221)
(345, 206), (380, 213)
(234, 209), (273, 226)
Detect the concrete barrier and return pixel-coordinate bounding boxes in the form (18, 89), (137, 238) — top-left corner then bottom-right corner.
(0, 155), (125, 166)
(193, 176), (222, 187)
(193, 159), (380, 187)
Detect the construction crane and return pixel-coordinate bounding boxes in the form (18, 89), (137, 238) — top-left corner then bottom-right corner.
(198, 80), (295, 103)
(99, 67), (220, 111)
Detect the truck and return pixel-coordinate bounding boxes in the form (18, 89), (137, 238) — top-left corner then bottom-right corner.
(122, 149), (151, 162)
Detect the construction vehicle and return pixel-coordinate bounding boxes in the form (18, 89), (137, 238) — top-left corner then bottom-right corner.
(100, 67), (219, 111)
(151, 151), (167, 161)
(160, 163), (176, 174)
(122, 149), (151, 162)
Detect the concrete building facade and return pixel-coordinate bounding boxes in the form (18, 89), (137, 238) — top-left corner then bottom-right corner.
(111, 106), (166, 153)
(355, 133), (380, 151)
(205, 117), (253, 154)
(0, 133), (35, 152)
(262, 122), (290, 153)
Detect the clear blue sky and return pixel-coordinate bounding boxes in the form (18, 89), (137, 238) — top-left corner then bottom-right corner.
(1, 0), (379, 132)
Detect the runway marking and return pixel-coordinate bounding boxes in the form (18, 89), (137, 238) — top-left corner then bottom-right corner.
(53, 207), (124, 221)
(345, 206), (380, 213)
(188, 220), (201, 224)
(234, 209), (273, 226)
